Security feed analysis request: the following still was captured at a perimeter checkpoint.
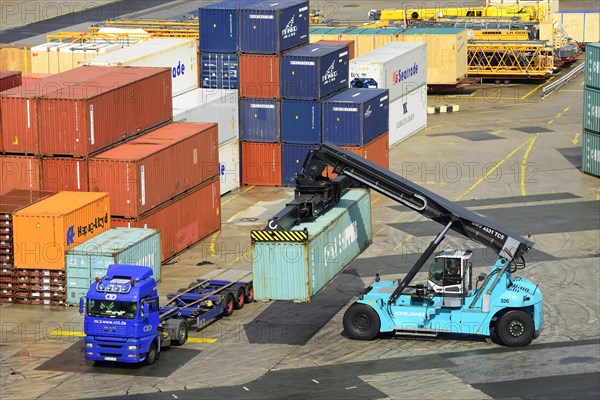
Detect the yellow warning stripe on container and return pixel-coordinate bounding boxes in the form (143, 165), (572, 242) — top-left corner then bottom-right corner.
(251, 230), (308, 242)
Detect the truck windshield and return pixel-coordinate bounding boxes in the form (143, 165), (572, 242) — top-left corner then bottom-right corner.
(87, 299), (137, 319)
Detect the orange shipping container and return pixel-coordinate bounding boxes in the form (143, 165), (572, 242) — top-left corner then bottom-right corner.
(324, 132), (389, 177)
(1, 155), (41, 194)
(111, 177), (220, 262)
(315, 40), (355, 60)
(89, 122), (219, 218)
(239, 54), (281, 98)
(13, 192), (110, 270)
(41, 157), (89, 192)
(21, 73), (52, 85)
(242, 142), (282, 186)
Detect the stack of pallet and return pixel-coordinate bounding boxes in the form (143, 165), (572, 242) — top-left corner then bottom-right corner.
(583, 43), (600, 177)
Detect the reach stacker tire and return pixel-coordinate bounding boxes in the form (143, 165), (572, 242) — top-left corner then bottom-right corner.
(343, 303), (381, 341)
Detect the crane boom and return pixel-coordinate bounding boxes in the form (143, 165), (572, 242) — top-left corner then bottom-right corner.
(275, 142), (532, 261)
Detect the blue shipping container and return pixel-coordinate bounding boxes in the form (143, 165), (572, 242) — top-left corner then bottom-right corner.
(201, 52), (239, 89)
(239, 0), (309, 54)
(240, 98), (280, 142)
(323, 88), (389, 146)
(199, 0), (251, 53)
(280, 99), (321, 144)
(281, 44), (349, 100)
(281, 143), (318, 186)
(65, 228), (161, 305)
(252, 189), (372, 302)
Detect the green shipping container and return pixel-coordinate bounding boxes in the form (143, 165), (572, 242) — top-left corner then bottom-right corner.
(252, 189), (372, 303)
(582, 130), (600, 177)
(585, 42), (600, 90)
(584, 87), (600, 133)
(65, 228), (161, 304)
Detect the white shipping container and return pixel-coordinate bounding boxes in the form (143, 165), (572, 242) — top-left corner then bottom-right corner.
(389, 85), (428, 147)
(81, 38), (198, 96)
(349, 42), (427, 102)
(172, 87), (240, 145)
(219, 139), (240, 195)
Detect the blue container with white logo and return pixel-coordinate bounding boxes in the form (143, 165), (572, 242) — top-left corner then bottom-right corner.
(239, 0), (309, 54)
(281, 44), (349, 100)
(322, 88), (389, 146)
(199, 0), (252, 53)
(200, 52), (239, 89)
(280, 99), (321, 144)
(240, 98), (280, 142)
(281, 143), (318, 186)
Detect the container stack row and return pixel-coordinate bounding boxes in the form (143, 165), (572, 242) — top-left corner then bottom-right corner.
(0, 70), (22, 92)
(583, 43), (600, 177)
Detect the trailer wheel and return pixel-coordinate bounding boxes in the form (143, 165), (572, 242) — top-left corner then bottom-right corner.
(343, 303), (380, 341)
(173, 320), (188, 346)
(145, 341), (158, 365)
(497, 310), (534, 347)
(223, 293), (235, 317)
(234, 287), (245, 310)
(245, 285), (254, 303)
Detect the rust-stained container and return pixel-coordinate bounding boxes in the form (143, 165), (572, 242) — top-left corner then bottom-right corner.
(89, 122), (218, 218)
(1, 155), (41, 194)
(239, 54), (281, 99)
(38, 66), (173, 156)
(241, 142), (282, 186)
(0, 71), (22, 92)
(324, 132), (389, 177)
(0, 66), (126, 154)
(315, 40), (355, 60)
(111, 177), (220, 262)
(13, 191), (110, 270)
(41, 157), (89, 192)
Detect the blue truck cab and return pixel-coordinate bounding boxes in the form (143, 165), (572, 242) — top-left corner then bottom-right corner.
(82, 265), (162, 364)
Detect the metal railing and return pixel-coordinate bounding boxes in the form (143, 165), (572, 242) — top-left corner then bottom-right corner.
(542, 62), (585, 98)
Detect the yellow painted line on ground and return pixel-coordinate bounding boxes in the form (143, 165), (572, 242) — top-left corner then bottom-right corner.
(427, 124), (445, 130)
(521, 81), (546, 100)
(547, 120), (554, 125)
(564, 107), (571, 112)
(455, 136), (532, 201)
(49, 330), (86, 337)
(521, 133), (540, 196)
(373, 226), (386, 237)
(228, 250), (249, 267)
(221, 194), (239, 206)
(226, 211), (243, 223)
(243, 185), (255, 192)
(188, 338), (217, 343)
(580, 81), (585, 86)
(490, 130), (503, 135)
(394, 234), (414, 251)
(210, 231), (220, 256)
(556, 113), (562, 118)
(572, 133), (580, 145)
(559, 89), (584, 92)
(414, 181), (442, 186)
(371, 196), (381, 205)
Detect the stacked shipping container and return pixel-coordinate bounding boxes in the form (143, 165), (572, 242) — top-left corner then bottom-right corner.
(0, 71), (22, 92)
(349, 42), (428, 147)
(583, 43), (600, 177)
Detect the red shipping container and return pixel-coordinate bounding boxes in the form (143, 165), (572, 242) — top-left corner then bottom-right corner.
(0, 66), (129, 154)
(41, 157), (89, 192)
(242, 142), (282, 186)
(0, 71), (22, 92)
(239, 54), (281, 99)
(21, 73), (52, 85)
(1, 155), (41, 194)
(38, 66), (173, 156)
(315, 40), (355, 60)
(111, 177), (221, 262)
(89, 122), (219, 218)
(324, 132), (389, 177)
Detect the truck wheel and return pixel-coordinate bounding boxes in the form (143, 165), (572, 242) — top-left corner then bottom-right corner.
(173, 320), (188, 346)
(497, 310), (534, 347)
(245, 285), (254, 303)
(145, 341), (158, 365)
(343, 303), (380, 341)
(223, 293), (235, 317)
(234, 287), (245, 310)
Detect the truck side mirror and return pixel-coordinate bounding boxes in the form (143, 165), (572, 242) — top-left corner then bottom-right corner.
(143, 303), (150, 318)
(79, 297), (85, 315)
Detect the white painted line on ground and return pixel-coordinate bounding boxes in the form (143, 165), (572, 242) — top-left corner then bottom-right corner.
(345, 386), (357, 390)
(312, 379), (319, 384)
(243, 387), (250, 391)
